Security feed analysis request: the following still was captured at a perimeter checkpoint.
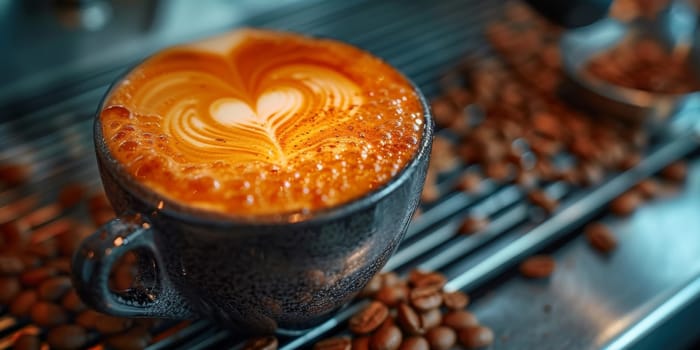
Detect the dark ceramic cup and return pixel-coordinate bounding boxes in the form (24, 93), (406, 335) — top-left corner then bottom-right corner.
(71, 74), (434, 334)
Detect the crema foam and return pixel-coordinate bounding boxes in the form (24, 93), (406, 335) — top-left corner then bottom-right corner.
(101, 29), (424, 215)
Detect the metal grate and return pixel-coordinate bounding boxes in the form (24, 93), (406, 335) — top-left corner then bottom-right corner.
(1, 0), (700, 349)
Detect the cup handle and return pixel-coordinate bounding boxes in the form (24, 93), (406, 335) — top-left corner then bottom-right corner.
(71, 212), (193, 319)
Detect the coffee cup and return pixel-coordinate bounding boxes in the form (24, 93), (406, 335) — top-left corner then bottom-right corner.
(71, 29), (434, 334)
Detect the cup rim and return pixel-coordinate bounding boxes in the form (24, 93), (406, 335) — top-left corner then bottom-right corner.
(93, 39), (434, 227)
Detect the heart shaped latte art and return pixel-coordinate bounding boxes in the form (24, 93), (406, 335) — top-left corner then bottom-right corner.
(101, 29), (424, 215)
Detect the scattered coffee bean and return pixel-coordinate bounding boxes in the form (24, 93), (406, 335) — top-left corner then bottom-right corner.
(397, 303), (424, 335)
(380, 272), (402, 288)
(313, 337), (352, 350)
(48, 325), (88, 350)
(95, 314), (133, 335)
(10, 290), (38, 317)
(442, 310), (478, 330)
(425, 326), (457, 350)
(352, 336), (371, 350)
(635, 179), (660, 199)
(0, 276), (20, 304)
(75, 310), (101, 329)
(374, 285), (408, 307)
(458, 325), (494, 349)
(58, 183), (86, 209)
(409, 286), (443, 312)
(243, 336), (279, 350)
(519, 255), (556, 279)
(14, 333), (41, 350)
(370, 323), (402, 350)
(420, 180), (439, 204)
(419, 308), (442, 331)
(0, 163), (29, 186)
(20, 266), (58, 287)
(455, 172), (482, 193)
(398, 336), (429, 350)
(609, 190), (642, 216)
(442, 291), (469, 310)
(30, 301), (68, 327)
(458, 216), (490, 235)
(585, 222), (617, 253)
(46, 257), (72, 274)
(105, 329), (152, 350)
(61, 289), (87, 313)
(431, 98), (458, 127)
(349, 301), (389, 334)
(527, 190), (558, 214)
(661, 161), (688, 182)
(0, 256), (24, 276)
(359, 274), (383, 298)
(408, 270), (446, 289)
(38, 276), (72, 301)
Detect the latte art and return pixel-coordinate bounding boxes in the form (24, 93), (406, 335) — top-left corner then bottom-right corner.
(101, 29), (424, 215)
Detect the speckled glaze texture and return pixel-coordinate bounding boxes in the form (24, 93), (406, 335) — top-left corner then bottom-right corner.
(72, 82), (433, 334)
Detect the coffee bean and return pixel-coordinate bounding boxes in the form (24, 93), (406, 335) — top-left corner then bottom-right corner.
(314, 337), (352, 350)
(619, 152), (641, 170)
(609, 190), (642, 217)
(419, 308), (442, 330)
(0, 163), (29, 186)
(95, 314), (133, 335)
(75, 310), (101, 329)
(431, 98), (458, 127)
(399, 336), (429, 350)
(397, 303), (424, 335)
(350, 301), (389, 334)
(527, 190), (558, 214)
(243, 336), (278, 350)
(105, 329), (152, 350)
(458, 216), (490, 235)
(58, 183), (86, 209)
(45, 259), (70, 275)
(374, 285), (408, 307)
(359, 275), (383, 298)
(578, 163), (604, 186)
(380, 272), (401, 288)
(410, 286), (443, 311)
(26, 238), (59, 259)
(0, 256), (24, 276)
(38, 276), (72, 301)
(370, 323), (402, 350)
(408, 270), (446, 289)
(0, 221), (29, 248)
(10, 290), (37, 317)
(455, 172), (482, 193)
(485, 161), (513, 182)
(661, 161), (687, 182)
(442, 291), (469, 310)
(425, 326), (457, 350)
(458, 326), (494, 349)
(420, 180), (439, 204)
(585, 222), (617, 253)
(442, 310), (478, 330)
(519, 255), (556, 278)
(635, 179), (660, 199)
(516, 171), (538, 189)
(48, 325), (88, 350)
(14, 333), (41, 350)
(93, 210), (116, 227)
(21, 266), (58, 287)
(31, 301), (68, 327)
(111, 263), (136, 291)
(352, 336), (370, 350)
(59, 290), (85, 313)
(0, 277), (20, 304)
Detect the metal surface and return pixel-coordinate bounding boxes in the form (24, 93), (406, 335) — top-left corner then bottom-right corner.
(1, 0), (700, 349)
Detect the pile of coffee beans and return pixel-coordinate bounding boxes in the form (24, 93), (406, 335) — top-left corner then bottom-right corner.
(311, 270), (493, 350)
(585, 38), (700, 94)
(0, 185), (157, 349)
